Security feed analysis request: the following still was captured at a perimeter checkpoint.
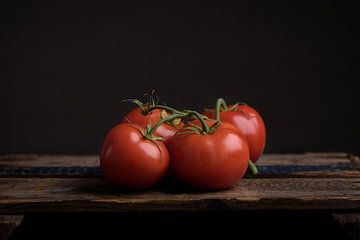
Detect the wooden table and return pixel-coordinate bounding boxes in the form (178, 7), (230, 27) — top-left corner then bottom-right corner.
(0, 153), (359, 239)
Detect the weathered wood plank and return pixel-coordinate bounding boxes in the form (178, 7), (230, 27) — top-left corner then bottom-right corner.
(350, 155), (360, 171)
(0, 153), (351, 167)
(1, 166), (358, 178)
(0, 177), (360, 213)
(0, 155), (99, 177)
(0, 167), (102, 178)
(0, 153), (358, 178)
(257, 153), (352, 166)
(0, 155), (99, 167)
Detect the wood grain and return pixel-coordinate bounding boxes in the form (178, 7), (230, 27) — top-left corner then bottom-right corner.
(0, 155), (99, 167)
(0, 153), (359, 237)
(0, 153), (351, 167)
(0, 177), (360, 213)
(1, 153), (358, 178)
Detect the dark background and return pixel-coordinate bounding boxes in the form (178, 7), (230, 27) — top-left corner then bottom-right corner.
(1, 0), (359, 155)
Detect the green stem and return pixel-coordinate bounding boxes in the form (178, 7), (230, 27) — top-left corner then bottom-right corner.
(144, 90), (157, 107)
(248, 159), (258, 175)
(184, 110), (210, 133)
(121, 99), (145, 112)
(146, 104), (182, 114)
(147, 112), (187, 136)
(215, 98), (228, 121)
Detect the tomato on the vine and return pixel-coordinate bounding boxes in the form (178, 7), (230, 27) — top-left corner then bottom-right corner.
(123, 107), (183, 141)
(100, 123), (169, 189)
(101, 93), (261, 191)
(121, 92), (184, 141)
(203, 100), (266, 163)
(168, 119), (249, 190)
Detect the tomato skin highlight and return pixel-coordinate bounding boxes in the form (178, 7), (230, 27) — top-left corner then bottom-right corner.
(100, 123), (169, 190)
(123, 107), (183, 141)
(168, 120), (249, 190)
(204, 105), (266, 163)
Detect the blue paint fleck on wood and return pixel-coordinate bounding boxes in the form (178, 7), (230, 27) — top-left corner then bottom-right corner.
(257, 163), (354, 174)
(0, 163), (355, 176)
(0, 167), (102, 176)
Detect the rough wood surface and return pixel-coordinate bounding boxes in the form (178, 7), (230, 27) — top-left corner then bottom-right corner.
(0, 177), (360, 213)
(0, 153), (359, 214)
(350, 155), (360, 171)
(1, 153), (358, 178)
(0, 155), (99, 167)
(0, 153), (359, 238)
(0, 153), (350, 167)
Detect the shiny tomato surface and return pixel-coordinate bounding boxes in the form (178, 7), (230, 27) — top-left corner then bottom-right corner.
(204, 105), (265, 163)
(168, 120), (249, 190)
(100, 123), (169, 189)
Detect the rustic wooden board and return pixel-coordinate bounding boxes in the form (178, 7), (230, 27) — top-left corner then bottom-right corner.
(0, 177), (360, 213)
(0, 153), (358, 178)
(257, 153), (358, 177)
(0, 153), (351, 167)
(0, 155), (99, 167)
(1, 153), (359, 237)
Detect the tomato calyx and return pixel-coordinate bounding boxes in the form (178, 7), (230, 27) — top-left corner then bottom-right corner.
(126, 118), (177, 164)
(214, 98), (247, 121)
(177, 120), (219, 136)
(160, 108), (182, 126)
(145, 112), (188, 138)
(122, 91), (183, 127)
(122, 90), (168, 115)
(123, 92), (223, 136)
(183, 110), (211, 133)
(122, 103), (187, 152)
(204, 99), (248, 119)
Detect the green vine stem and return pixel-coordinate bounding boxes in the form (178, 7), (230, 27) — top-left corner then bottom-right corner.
(215, 98), (228, 121)
(146, 104), (182, 114)
(184, 110), (210, 133)
(121, 99), (184, 116)
(146, 112), (188, 137)
(145, 110), (211, 138)
(247, 159), (258, 175)
(122, 96), (211, 135)
(215, 97), (258, 176)
(121, 99), (146, 113)
(146, 105), (210, 134)
(215, 98), (248, 120)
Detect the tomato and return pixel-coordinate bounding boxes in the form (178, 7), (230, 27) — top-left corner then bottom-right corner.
(100, 123), (169, 189)
(123, 107), (183, 141)
(203, 105), (266, 163)
(168, 120), (249, 190)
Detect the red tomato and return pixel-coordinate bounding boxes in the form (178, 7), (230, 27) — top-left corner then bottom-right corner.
(203, 105), (266, 163)
(168, 120), (249, 190)
(100, 123), (169, 189)
(123, 107), (183, 141)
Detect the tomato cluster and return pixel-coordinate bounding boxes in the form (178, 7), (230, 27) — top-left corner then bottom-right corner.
(100, 95), (266, 191)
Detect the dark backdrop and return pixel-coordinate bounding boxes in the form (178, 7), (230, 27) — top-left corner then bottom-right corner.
(1, 0), (359, 155)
